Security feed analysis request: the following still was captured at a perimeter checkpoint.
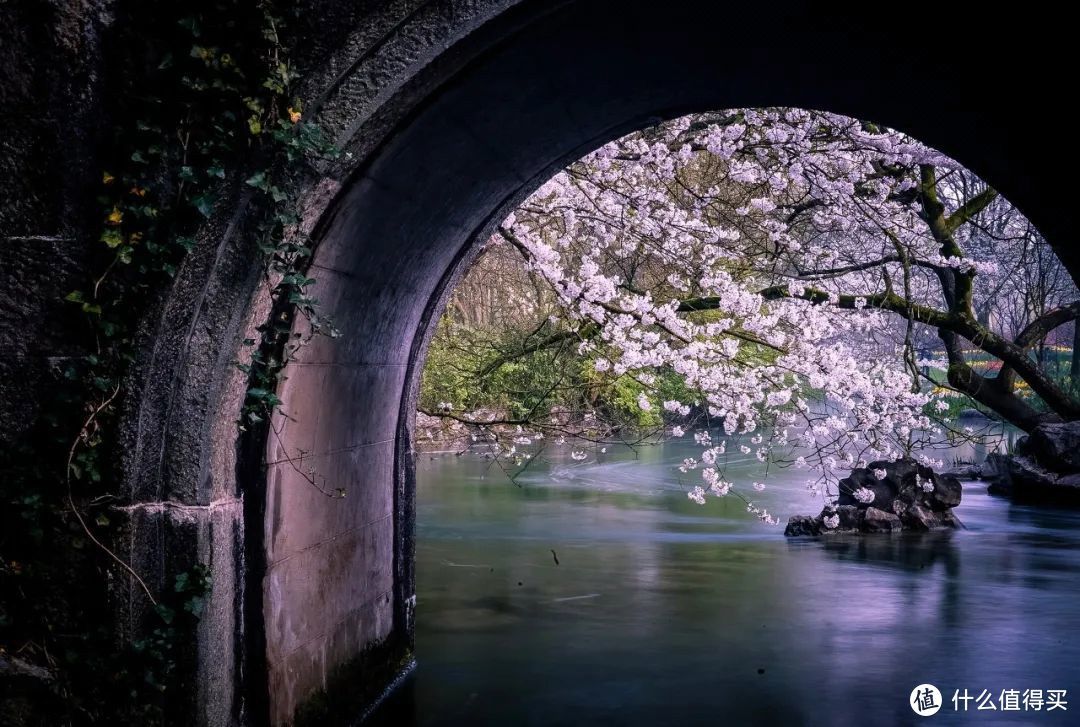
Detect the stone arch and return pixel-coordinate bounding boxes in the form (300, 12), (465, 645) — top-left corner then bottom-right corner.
(95, 1), (1077, 724)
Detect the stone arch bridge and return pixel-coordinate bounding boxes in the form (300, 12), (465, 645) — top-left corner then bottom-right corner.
(1, 1), (1076, 724)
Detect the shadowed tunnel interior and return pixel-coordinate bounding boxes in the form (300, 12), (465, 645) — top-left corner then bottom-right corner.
(246, 2), (1079, 722)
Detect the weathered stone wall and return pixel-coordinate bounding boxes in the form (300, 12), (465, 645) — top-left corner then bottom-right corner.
(0, 0), (113, 445)
(0, 2), (521, 722)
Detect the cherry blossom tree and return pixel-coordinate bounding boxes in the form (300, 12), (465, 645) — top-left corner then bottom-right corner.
(423, 108), (1080, 514)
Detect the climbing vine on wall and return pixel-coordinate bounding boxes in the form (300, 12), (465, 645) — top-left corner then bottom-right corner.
(0, 1), (337, 723)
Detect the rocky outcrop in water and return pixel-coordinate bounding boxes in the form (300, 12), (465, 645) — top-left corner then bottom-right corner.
(784, 459), (962, 536)
(982, 422), (1080, 505)
(942, 463), (982, 480)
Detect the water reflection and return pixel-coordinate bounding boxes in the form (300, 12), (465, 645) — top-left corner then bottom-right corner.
(813, 530), (960, 573)
(370, 438), (1080, 726)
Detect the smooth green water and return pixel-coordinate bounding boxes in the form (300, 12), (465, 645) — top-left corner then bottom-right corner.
(372, 434), (1080, 726)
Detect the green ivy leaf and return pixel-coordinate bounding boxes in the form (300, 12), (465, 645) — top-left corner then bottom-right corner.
(184, 596), (205, 617)
(245, 171), (267, 190)
(191, 193), (216, 218)
(154, 604), (175, 625)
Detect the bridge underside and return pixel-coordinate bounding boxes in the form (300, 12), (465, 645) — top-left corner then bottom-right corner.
(2, 1), (1077, 724)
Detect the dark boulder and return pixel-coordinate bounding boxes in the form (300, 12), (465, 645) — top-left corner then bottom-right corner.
(836, 467), (892, 508)
(943, 464), (981, 480)
(785, 459), (963, 536)
(982, 452), (1012, 495)
(925, 472), (963, 511)
(861, 507), (902, 533)
(981, 452), (1009, 480)
(1008, 455), (1059, 488)
(835, 459), (960, 511)
(784, 515), (822, 537)
(902, 502), (936, 531)
(836, 504), (861, 527)
(1006, 455), (1080, 505)
(1017, 422), (1080, 472)
(987, 422), (1080, 506)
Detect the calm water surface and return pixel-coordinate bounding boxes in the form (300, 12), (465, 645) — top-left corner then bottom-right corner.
(371, 435), (1080, 726)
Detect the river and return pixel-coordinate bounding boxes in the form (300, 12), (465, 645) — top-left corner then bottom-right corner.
(370, 432), (1080, 726)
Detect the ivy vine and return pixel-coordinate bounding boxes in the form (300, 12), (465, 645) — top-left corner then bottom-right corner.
(0, 1), (338, 722)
